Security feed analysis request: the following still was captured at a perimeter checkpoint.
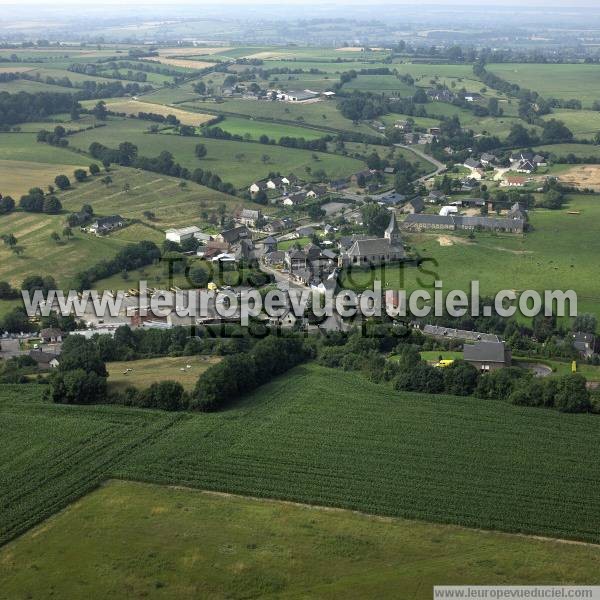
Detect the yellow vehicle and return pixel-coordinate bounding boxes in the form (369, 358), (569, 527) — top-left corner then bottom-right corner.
(435, 359), (455, 368)
(572, 360), (577, 373)
(207, 282), (218, 291)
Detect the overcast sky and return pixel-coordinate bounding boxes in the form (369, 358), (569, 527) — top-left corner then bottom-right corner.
(0, 0), (596, 5)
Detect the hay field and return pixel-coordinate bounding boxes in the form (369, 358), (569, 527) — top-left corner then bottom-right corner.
(105, 100), (213, 126)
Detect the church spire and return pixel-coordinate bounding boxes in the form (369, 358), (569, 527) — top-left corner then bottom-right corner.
(384, 211), (400, 243)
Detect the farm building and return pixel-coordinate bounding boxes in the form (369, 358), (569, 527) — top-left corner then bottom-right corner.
(165, 226), (202, 244)
(89, 215), (125, 235)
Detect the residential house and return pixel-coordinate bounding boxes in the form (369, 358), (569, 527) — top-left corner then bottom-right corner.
(267, 177), (285, 190)
(264, 219), (285, 234)
(29, 350), (60, 370)
(239, 208), (262, 228)
(399, 197), (424, 214)
(463, 340), (511, 371)
(249, 181), (268, 195)
(504, 176), (527, 188)
(261, 236), (278, 254)
(216, 225), (251, 246)
(39, 328), (62, 344)
(427, 190), (447, 204)
(350, 169), (373, 186)
(480, 153), (497, 166)
(373, 191), (406, 207)
(571, 332), (596, 359)
(402, 214), (455, 230)
(516, 159), (536, 174)
(383, 166), (396, 175)
(464, 158), (482, 170)
(283, 192), (306, 206)
(89, 215), (125, 235)
(296, 226), (315, 238)
(394, 120), (412, 132)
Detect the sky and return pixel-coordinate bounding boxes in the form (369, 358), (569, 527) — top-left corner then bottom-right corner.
(0, 0), (596, 5)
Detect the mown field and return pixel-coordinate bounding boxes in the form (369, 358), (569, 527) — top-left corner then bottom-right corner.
(0, 133), (88, 166)
(487, 63), (600, 107)
(2, 479), (600, 599)
(3, 364), (600, 550)
(343, 194), (600, 320)
(107, 355), (220, 392)
(104, 100), (214, 126)
(66, 117), (366, 187)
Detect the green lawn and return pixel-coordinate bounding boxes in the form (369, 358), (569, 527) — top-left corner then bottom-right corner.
(488, 63), (600, 108)
(342, 194), (600, 321)
(66, 117), (365, 187)
(534, 143), (600, 160)
(0, 133), (89, 165)
(543, 110), (600, 140)
(2, 479), (600, 599)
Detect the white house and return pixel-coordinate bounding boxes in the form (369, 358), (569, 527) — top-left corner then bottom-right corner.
(165, 226), (202, 244)
(439, 206), (458, 216)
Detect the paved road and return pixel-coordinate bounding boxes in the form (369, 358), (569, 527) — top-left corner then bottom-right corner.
(394, 144), (446, 183)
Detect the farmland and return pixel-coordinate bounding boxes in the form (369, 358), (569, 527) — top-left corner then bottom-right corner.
(2, 480), (600, 600)
(104, 100), (214, 126)
(66, 117), (366, 187)
(107, 355), (221, 392)
(487, 63), (600, 108)
(211, 116), (325, 141)
(342, 194), (600, 320)
(3, 364), (600, 550)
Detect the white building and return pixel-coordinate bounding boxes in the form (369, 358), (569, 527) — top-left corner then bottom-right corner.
(165, 226), (201, 244)
(439, 206), (458, 217)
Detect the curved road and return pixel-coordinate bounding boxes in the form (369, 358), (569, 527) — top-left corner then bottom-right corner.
(394, 143), (446, 183)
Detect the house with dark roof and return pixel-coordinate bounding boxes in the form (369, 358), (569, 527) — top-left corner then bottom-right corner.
(464, 158), (482, 170)
(39, 328), (63, 343)
(350, 169), (373, 186)
(402, 214), (456, 230)
(571, 332), (596, 359)
(463, 340), (511, 371)
(239, 209), (262, 227)
(373, 191), (406, 207)
(89, 215), (125, 235)
(480, 153), (497, 166)
(399, 197), (424, 214)
(216, 225), (251, 246)
(29, 350), (60, 370)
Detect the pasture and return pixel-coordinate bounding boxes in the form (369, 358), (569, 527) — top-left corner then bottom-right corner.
(3, 363), (600, 552)
(107, 355), (221, 392)
(213, 116), (325, 141)
(0, 133), (88, 166)
(533, 143), (600, 159)
(58, 166), (261, 229)
(343, 194), (600, 320)
(543, 109), (600, 140)
(2, 479), (600, 599)
(181, 98), (377, 134)
(67, 117), (366, 187)
(342, 74), (416, 95)
(487, 63), (600, 107)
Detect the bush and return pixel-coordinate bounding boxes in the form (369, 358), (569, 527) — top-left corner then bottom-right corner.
(554, 374), (590, 413)
(54, 174), (71, 190)
(443, 361), (480, 396)
(49, 369), (107, 405)
(135, 381), (188, 411)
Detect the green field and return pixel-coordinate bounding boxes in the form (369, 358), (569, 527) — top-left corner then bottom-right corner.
(0, 133), (89, 166)
(107, 355), (220, 392)
(533, 143), (600, 159)
(66, 117), (366, 187)
(488, 63), (600, 107)
(2, 479), (600, 599)
(342, 74), (416, 95)
(213, 116), (324, 141)
(180, 98), (376, 135)
(343, 194), (600, 320)
(543, 110), (600, 140)
(58, 166), (264, 228)
(3, 364), (600, 550)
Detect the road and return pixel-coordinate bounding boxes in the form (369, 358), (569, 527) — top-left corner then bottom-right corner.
(394, 144), (446, 183)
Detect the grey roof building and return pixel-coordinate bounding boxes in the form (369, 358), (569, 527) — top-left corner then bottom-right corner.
(463, 341), (511, 371)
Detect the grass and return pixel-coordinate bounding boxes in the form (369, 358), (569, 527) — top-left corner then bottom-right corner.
(67, 117), (366, 187)
(543, 110), (600, 140)
(0, 133), (88, 166)
(533, 143), (600, 159)
(0, 159), (89, 198)
(180, 98), (376, 135)
(4, 362), (600, 554)
(341, 194), (600, 321)
(57, 166), (263, 229)
(488, 63), (600, 108)
(214, 116), (324, 141)
(3, 479), (600, 599)
(342, 74), (416, 95)
(107, 355), (221, 392)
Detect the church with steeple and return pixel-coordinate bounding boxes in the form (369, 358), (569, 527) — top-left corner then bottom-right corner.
(338, 212), (405, 267)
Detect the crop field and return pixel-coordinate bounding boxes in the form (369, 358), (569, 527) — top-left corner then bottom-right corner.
(67, 118), (366, 187)
(180, 98), (377, 135)
(103, 100), (213, 126)
(3, 364), (600, 551)
(487, 63), (600, 107)
(145, 56), (215, 70)
(213, 116), (325, 140)
(269, 72), (340, 92)
(343, 194), (600, 319)
(0, 386), (179, 545)
(0, 79), (68, 94)
(107, 356), (221, 392)
(2, 480), (600, 599)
